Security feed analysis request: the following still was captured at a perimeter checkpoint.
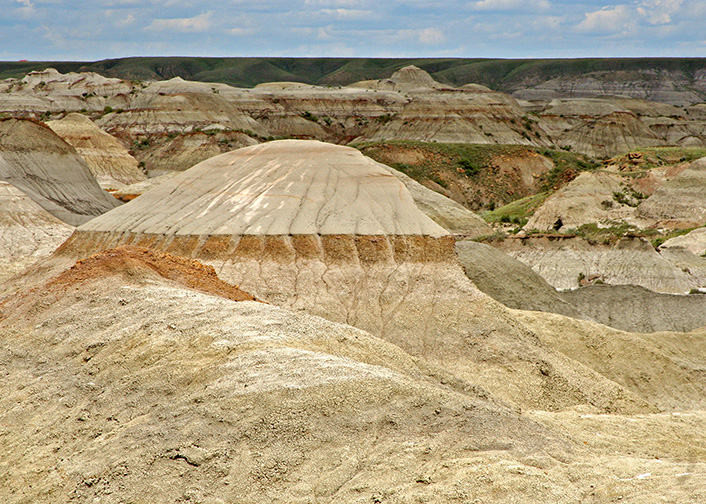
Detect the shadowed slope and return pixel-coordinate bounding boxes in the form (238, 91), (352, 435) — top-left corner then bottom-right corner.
(0, 118), (120, 225)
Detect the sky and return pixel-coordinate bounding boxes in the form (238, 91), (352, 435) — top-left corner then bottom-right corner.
(1, 0), (705, 61)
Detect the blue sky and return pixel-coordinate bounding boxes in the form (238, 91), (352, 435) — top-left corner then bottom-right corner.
(1, 0), (704, 61)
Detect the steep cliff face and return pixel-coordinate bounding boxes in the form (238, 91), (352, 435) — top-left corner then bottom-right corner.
(510, 68), (706, 107)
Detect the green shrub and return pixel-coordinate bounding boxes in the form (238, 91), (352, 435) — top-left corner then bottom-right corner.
(458, 158), (480, 176)
(300, 111), (318, 122)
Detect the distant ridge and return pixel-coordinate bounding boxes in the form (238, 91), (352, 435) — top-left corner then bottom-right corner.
(1, 57), (705, 101)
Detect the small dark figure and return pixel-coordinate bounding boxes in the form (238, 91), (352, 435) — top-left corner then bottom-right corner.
(553, 217), (563, 231)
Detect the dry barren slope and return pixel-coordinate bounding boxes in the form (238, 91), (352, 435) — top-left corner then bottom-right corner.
(0, 180), (74, 283)
(0, 247), (569, 504)
(50, 140), (702, 417)
(47, 112), (146, 190)
(2, 247), (705, 503)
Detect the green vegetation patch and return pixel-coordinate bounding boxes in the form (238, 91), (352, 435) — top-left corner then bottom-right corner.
(356, 140), (599, 212)
(568, 222), (641, 245)
(611, 147), (706, 171)
(481, 192), (550, 227)
(537, 148), (601, 192)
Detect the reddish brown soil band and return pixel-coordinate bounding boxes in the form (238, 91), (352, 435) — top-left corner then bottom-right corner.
(56, 231), (458, 264)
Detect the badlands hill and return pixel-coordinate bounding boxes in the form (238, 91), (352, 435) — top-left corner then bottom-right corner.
(0, 118), (120, 226)
(2, 57), (705, 105)
(48, 140), (706, 416)
(2, 138), (706, 502)
(47, 113), (146, 190)
(496, 151), (706, 295)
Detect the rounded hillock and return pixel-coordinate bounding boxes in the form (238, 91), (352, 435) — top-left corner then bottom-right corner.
(47, 113), (146, 190)
(0, 117), (121, 226)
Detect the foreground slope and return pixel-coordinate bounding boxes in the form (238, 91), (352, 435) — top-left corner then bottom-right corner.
(0, 246), (568, 504)
(2, 247), (706, 503)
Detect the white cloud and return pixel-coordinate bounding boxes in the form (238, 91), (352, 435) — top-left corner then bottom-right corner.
(148, 12), (213, 33)
(304, 0), (369, 6)
(418, 27), (446, 44)
(637, 0), (683, 25)
(229, 27), (258, 36)
(319, 8), (373, 20)
(395, 27), (447, 45)
(576, 5), (633, 34)
(116, 13), (136, 27)
(471, 0), (550, 11)
(13, 0), (35, 18)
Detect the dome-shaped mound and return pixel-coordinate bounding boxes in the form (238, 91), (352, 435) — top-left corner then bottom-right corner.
(80, 139), (448, 237)
(54, 139), (680, 417)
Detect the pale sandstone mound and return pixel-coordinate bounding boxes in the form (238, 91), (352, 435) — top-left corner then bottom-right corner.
(496, 235), (702, 294)
(637, 157), (706, 227)
(47, 113), (146, 190)
(557, 111), (665, 158)
(523, 171), (635, 232)
(350, 65), (446, 92)
(55, 140), (657, 414)
(0, 118), (121, 226)
(661, 226), (706, 256)
(78, 140), (448, 236)
(0, 181), (74, 283)
(0, 247), (570, 503)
